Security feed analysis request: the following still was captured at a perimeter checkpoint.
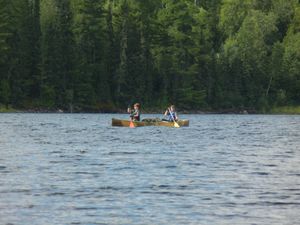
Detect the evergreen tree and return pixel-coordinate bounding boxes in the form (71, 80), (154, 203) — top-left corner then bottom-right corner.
(115, 0), (129, 106)
(74, 0), (109, 110)
(0, 0), (13, 107)
(1, 0), (300, 111)
(41, 0), (75, 109)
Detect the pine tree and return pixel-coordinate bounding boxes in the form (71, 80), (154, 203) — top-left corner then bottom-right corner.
(0, 0), (14, 107)
(74, 0), (110, 111)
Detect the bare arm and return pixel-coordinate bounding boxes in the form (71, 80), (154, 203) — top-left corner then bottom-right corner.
(164, 109), (170, 116)
(174, 112), (178, 120)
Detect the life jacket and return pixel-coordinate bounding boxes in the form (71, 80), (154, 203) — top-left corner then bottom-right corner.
(130, 109), (140, 121)
(168, 111), (176, 121)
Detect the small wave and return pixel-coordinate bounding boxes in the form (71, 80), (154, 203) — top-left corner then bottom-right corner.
(30, 128), (39, 131)
(113, 167), (134, 171)
(73, 172), (99, 176)
(1, 189), (32, 194)
(282, 188), (300, 192)
(88, 163), (106, 166)
(287, 173), (300, 177)
(47, 192), (66, 196)
(108, 151), (138, 155)
(0, 166), (6, 170)
(39, 122), (58, 127)
(153, 191), (185, 196)
(263, 201), (300, 206)
(50, 150), (63, 154)
(73, 207), (99, 211)
(165, 165), (177, 169)
(251, 172), (270, 176)
(263, 164), (277, 167)
(49, 160), (72, 164)
(243, 201), (300, 206)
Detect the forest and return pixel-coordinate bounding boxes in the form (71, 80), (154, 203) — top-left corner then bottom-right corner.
(0, 0), (300, 113)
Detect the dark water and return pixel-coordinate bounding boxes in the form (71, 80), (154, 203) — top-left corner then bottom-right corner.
(0, 113), (299, 225)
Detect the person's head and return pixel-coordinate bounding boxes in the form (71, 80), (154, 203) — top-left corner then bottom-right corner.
(134, 103), (140, 110)
(170, 105), (175, 111)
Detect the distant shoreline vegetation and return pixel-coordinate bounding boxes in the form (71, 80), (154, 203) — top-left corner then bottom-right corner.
(270, 106), (300, 114)
(1, 105), (300, 115)
(0, 1), (299, 112)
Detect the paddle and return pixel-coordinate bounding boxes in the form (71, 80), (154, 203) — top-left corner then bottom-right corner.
(128, 106), (135, 128)
(129, 119), (135, 128)
(168, 108), (180, 128)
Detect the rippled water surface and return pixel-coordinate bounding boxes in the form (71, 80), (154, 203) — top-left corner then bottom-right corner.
(0, 113), (299, 225)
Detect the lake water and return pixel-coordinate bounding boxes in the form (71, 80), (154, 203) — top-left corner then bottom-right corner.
(0, 113), (299, 225)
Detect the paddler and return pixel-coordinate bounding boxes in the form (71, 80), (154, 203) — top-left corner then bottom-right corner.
(163, 105), (178, 122)
(127, 103), (141, 121)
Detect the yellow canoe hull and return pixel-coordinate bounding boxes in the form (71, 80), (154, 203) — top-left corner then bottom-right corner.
(112, 118), (189, 127)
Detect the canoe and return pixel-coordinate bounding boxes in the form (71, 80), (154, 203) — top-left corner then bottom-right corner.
(112, 118), (189, 127)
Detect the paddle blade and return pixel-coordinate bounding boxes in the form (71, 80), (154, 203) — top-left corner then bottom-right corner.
(174, 122), (180, 128)
(129, 120), (135, 128)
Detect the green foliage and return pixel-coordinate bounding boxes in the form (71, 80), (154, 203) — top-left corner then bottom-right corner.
(0, 0), (300, 112)
(0, 0), (11, 63)
(271, 106), (300, 114)
(221, 10), (277, 109)
(219, 0), (253, 37)
(0, 79), (10, 106)
(40, 85), (55, 108)
(272, 0), (298, 38)
(282, 7), (300, 104)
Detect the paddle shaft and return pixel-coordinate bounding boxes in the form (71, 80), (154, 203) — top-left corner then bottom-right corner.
(168, 108), (180, 127)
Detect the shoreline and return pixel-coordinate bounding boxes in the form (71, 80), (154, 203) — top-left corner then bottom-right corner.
(1, 107), (300, 115)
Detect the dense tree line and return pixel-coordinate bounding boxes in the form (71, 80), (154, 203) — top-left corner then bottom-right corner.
(0, 0), (299, 112)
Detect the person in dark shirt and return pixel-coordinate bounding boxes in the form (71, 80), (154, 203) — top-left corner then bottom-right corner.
(127, 103), (141, 121)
